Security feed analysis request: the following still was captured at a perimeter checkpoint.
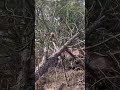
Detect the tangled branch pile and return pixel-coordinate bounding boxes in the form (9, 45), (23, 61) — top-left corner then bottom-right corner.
(35, 0), (85, 90)
(86, 0), (120, 89)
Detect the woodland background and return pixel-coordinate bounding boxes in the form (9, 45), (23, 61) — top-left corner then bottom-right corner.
(35, 0), (85, 90)
(0, 0), (120, 90)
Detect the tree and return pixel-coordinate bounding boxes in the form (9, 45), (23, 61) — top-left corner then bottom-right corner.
(86, 0), (120, 89)
(35, 0), (85, 89)
(0, 0), (35, 90)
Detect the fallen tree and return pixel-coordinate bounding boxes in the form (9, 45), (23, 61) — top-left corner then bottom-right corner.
(35, 32), (81, 81)
(35, 15), (105, 81)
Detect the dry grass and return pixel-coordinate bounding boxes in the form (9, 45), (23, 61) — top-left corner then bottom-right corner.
(35, 67), (85, 90)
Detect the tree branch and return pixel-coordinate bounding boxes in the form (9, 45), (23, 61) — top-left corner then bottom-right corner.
(35, 32), (81, 81)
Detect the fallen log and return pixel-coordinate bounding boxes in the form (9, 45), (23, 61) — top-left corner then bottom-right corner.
(35, 15), (105, 81)
(35, 32), (81, 81)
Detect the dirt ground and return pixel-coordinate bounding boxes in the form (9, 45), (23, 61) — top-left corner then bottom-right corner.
(35, 67), (85, 90)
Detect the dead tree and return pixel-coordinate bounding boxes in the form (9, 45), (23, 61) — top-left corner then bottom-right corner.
(35, 32), (81, 81)
(35, 15), (105, 81)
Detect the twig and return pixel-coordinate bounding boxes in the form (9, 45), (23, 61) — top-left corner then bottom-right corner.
(39, 6), (50, 33)
(86, 33), (120, 49)
(108, 51), (120, 69)
(98, 67), (120, 89)
(91, 76), (120, 88)
(86, 15), (105, 40)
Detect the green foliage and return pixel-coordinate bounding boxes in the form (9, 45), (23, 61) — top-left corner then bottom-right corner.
(35, 0), (85, 50)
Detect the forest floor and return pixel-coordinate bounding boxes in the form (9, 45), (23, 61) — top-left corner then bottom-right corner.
(35, 67), (85, 90)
